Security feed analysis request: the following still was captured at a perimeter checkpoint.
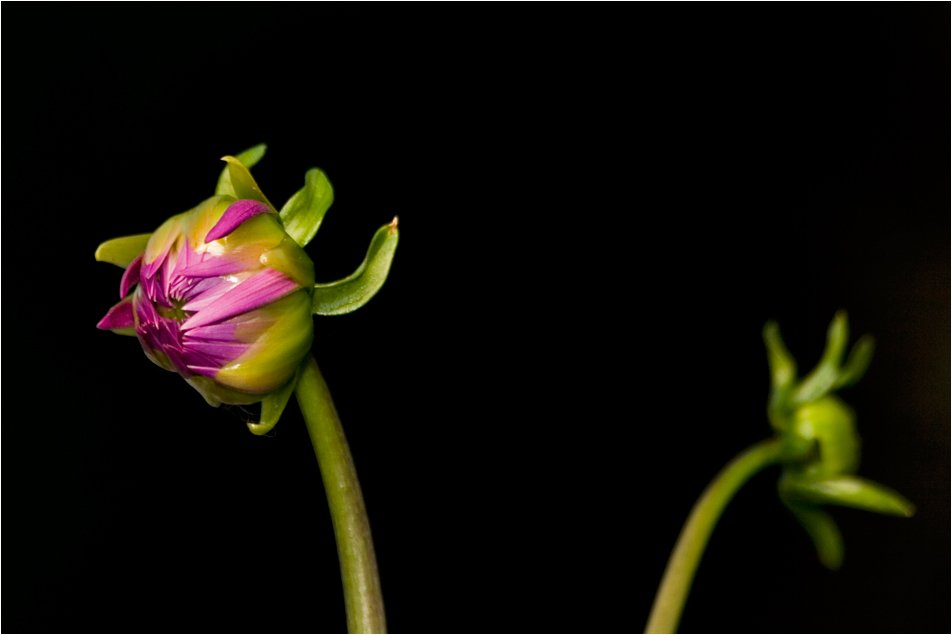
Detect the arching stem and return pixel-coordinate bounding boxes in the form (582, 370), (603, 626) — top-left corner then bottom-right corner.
(645, 438), (783, 634)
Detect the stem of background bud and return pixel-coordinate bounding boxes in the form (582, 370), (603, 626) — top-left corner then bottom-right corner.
(645, 438), (783, 634)
(296, 354), (386, 634)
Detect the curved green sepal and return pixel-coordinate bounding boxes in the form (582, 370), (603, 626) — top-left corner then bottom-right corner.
(764, 321), (798, 430)
(834, 335), (875, 390)
(764, 321), (798, 390)
(783, 499), (844, 570)
(216, 156), (275, 210)
(312, 217), (400, 316)
(215, 144), (267, 196)
(780, 475), (915, 517)
(95, 233), (153, 268)
(247, 362), (303, 436)
(279, 168), (334, 248)
(793, 311), (850, 405)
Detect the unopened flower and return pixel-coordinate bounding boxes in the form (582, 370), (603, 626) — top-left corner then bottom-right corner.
(98, 195), (314, 407)
(96, 146), (399, 431)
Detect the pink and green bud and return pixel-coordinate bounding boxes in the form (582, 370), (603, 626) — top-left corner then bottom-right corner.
(96, 146), (399, 432)
(98, 193), (315, 407)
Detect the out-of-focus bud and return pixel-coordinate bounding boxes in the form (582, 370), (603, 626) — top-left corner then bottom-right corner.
(764, 313), (914, 570)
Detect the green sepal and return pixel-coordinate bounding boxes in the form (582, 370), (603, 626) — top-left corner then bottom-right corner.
(215, 156), (275, 210)
(95, 234), (153, 268)
(764, 321), (798, 431)
(247, 361), (303, 436)
(779, 475), (915, 517)
(783, 499), (844, 570)
(313, 218), (400, 316)
(792, 311), (850, 405)
(279, 168), (334, 248)
(833, 335), (875, 390)
(215, 144), (266, 196)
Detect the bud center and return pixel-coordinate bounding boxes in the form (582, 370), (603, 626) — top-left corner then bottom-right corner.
(156, 296), (194, 322)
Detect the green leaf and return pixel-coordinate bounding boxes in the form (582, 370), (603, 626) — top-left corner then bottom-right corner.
(95, 233), (153, 268)
(247, 362), (302, 436)
(279, 168), (334, 248)
(783, 500), (844, 570)
(780, 476), (915, 517)
(215, 143), (267, 196)
(313, 218), (400, 316)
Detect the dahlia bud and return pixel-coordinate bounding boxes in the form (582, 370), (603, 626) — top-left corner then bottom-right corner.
(98, 192), (314, 407)
(96, 145), (399, 431)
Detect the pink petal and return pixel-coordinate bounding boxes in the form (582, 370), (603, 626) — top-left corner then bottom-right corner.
(178, 254), (253, 279)
(180, 277), (240, 312)
(184, 323), (238, 342)
(119, 253), (143, 299)
(97, 297), (135, 330)
(182, 340), (250, 366)
(180, 269), (300, 331)
(205, 200), (273, 243)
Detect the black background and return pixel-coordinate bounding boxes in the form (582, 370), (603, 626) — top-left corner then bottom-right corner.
(5, 5), (948, 634)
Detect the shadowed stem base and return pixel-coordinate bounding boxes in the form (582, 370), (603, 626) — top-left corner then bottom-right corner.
(296, 354), (386, 633)
(645, 438), (783, 634)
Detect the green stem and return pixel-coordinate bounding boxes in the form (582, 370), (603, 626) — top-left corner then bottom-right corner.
(296, 354), (386, 634)
(645, 438), (782, 634)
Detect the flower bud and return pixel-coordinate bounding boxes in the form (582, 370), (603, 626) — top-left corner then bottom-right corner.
(98, 195), (315, 407)
(97, 146), (398, 433)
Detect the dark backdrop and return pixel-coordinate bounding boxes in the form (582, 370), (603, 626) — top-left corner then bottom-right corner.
(5, 5), (948, 633)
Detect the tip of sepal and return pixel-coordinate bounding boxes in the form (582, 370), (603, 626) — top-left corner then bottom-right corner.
(95, 234), (153, 268)
(312, 220), (400, 316)
(247, 362), (303, 435)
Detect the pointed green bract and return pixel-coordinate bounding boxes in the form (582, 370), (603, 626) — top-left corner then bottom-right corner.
(764, 321), (798, 431)
(834, 335), (875, 390)
(780, 476), (915, 517)
(764, 321), (797, 391)
(279, 168), (334, 248)
(313, 218), (400, 316)
(95, 233), (153, 268)
(793, 311), (850, 405)
(217, 156), (275, 210)
(215, 144), (267, 196)
(248, 362), (303, 435)
(784, 500), (844, 570)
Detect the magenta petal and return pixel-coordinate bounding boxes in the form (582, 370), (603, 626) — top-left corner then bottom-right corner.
(97, 298), (135, 330)
(179, 255), (250, 279)
(187, 365), (221, 378)
(181, 278), (238, 312)
(180, 269), (300, 330)
(182, 340), (250, 365)
(205, 200), (273, 243)
(119, 253), (143, 299)
(184, 323), (238, 342)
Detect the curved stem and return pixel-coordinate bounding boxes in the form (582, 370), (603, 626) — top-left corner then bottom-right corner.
(645, 438), (782, 634)
(296, 354), (386, 633)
